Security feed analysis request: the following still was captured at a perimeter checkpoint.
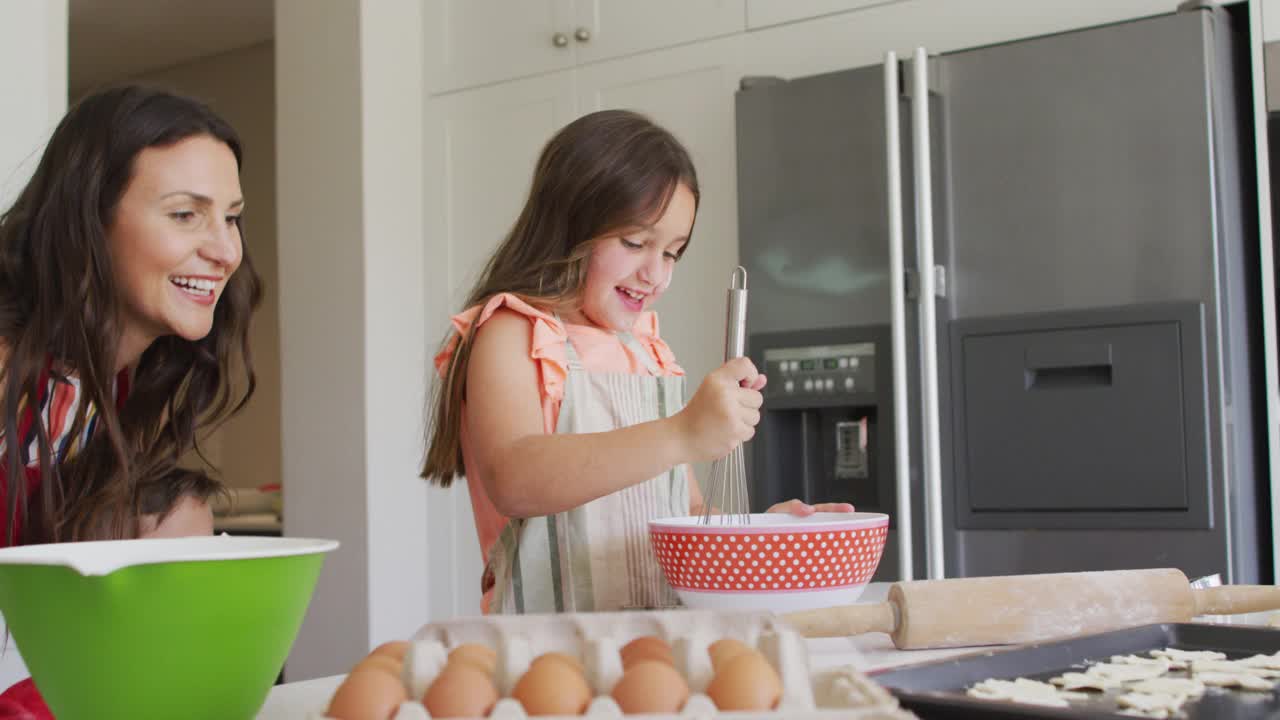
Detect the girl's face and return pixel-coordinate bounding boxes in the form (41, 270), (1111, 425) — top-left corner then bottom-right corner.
(576, 182), (695, 332)
(108, 134), (243, 365)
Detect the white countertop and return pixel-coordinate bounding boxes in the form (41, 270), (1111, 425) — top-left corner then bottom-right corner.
(256, 584), (988, 720)
(254, 583), (1280, 720)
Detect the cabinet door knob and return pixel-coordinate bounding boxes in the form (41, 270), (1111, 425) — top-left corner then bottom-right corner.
(552, 32), (569, 48)
(574, 27), (591, 42)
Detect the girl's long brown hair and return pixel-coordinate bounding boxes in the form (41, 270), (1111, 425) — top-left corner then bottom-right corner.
(0, 85), (262, 545)
(422, 110), (699, 487)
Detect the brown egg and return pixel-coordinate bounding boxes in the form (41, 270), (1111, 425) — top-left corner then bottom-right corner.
(370, 640), (410, 662)
(620, 635), (674, 668)
(353, 654), (402, 678)
(611, 659), (690, 714)
(707, 637), (751, 671)
(423, 661), (500, 718)
(512, 654), (593, 716)
(528, 650), (587, 676)
(448, 642), (498, 674)
(706, 650), (782, 711)
(326, 667), (408, 720)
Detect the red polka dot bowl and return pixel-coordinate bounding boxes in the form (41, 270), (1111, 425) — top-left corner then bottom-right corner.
(649, 512), (889, 612)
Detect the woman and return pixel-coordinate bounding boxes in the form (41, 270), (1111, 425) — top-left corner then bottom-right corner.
(0, 84), (262, 718)
(0, 83), (261, 547)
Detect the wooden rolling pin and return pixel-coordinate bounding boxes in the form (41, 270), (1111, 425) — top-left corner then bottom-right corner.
(780, 568), (1280, 649)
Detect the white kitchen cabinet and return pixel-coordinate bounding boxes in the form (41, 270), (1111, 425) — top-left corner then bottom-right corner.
(425, 0), (745, 94)
(426, 71), (577, 307)
(571, 1), (745, 65)
(745, 0), (905, 30)
(424, 0), (576, 94)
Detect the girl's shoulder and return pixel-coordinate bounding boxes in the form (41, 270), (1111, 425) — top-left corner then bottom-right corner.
(452, 293), (564, 338)
(435, 293), (571, 398)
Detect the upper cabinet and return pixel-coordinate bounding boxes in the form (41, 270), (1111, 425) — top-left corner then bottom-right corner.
(426, 0), (746, 94)
(741, 0), (1180, 80)
(745, 0), (905, 30)
(424, 1), (576, 94)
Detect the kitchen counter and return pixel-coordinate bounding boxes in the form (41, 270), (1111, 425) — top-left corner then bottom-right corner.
(255, 583), (1280, 719)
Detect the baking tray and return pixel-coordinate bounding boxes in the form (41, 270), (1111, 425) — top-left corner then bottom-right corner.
(871, 623), (1280, 719)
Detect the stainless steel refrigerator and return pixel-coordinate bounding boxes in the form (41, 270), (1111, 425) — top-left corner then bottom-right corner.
(737, 4), (1275, 585)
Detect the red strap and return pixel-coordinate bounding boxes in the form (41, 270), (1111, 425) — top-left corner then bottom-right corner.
(0, 679), (52, 720)
(0, 363), (130, 548)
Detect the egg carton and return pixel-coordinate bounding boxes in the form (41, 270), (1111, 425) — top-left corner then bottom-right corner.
(313, 608), (916, 719)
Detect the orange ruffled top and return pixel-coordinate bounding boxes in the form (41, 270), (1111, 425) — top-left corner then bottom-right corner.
(434, 293), (684, 610)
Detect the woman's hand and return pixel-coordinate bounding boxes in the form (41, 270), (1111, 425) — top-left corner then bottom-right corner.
(674, 357), (766, 463)
(766, 499), (856, 516)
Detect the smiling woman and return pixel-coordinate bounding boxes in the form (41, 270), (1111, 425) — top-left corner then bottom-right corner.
(0, 85), (262, 549)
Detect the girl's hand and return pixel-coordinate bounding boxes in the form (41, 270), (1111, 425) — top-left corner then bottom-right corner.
(766, 499), (857, 516)
(675, 357), (765, 463)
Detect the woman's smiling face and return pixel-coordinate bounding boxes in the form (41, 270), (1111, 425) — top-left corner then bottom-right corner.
(108, 134), (243, 362)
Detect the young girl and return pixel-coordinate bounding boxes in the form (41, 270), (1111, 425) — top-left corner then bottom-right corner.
(423, 110), (852, 614)
(0, 84), (261, 547)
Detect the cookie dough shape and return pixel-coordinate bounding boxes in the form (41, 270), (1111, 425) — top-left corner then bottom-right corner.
(1117, 690), (1189, 719)
(1111, 654), (1174, 667)
(967, 678), (1088, 708)
(1196, 671), (1276, 691)
(1237, 653), (1280, 671)
(1191, 660), (1280, 678)
(1150, 648), (1226, 669)
(1085, 661), (1172, 683)
(1127, 677), (1206, 697)
(1051, 671), (1121, 691)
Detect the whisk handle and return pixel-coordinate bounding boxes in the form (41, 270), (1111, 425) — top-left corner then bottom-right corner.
(725, 266), (748, 361)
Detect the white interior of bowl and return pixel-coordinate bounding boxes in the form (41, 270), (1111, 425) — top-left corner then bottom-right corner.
(649, 512), (888, 531)
(0, 535), (339, 576)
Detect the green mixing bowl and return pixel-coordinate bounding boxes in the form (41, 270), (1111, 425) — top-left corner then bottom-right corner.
(0, 535), (338, 720)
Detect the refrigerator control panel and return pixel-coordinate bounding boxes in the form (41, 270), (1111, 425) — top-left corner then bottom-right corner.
(764, 342), (875, 396)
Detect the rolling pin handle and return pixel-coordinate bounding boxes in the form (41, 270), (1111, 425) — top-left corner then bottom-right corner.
(1192, 585), (1280, 616)
(780, 601), (899, 639)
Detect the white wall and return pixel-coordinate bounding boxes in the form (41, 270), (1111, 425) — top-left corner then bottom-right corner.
(276, 0), (429, 681)
(0, 0), (67, 210)
(0, 0), (66, 693)
(132, 43), (282, 492)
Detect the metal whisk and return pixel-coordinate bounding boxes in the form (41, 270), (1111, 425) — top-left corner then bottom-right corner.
(700, 266), (752, 526)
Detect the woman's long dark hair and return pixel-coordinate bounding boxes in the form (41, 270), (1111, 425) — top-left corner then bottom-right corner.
(421, 109), (699, 487)
(0, 85), (263, 545)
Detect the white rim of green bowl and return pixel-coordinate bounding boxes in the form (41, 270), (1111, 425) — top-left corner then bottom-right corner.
(0, 535), (339, 576)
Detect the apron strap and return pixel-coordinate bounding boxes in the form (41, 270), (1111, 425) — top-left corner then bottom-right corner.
(553, 313), (586, 372)
(617, 332), (661, 375)
(552, 314), (662, 375)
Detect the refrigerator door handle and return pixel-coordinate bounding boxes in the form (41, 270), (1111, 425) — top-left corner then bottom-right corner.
(1247, 0), (1280, 584)
(884, 51), (913, 583)
(911, 47), (946, 580)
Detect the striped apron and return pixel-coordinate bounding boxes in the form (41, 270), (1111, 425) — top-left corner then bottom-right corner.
(488, 332), (689, 613)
